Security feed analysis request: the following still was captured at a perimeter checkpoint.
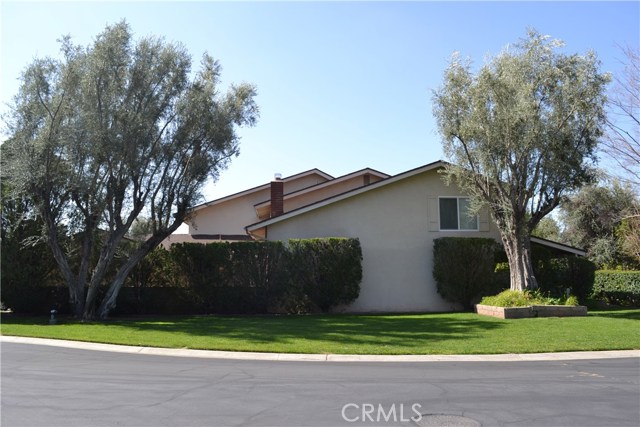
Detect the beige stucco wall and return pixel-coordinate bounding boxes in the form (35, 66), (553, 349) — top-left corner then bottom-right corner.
(188, 188), (270, 235)
(265, 169), (503, 313)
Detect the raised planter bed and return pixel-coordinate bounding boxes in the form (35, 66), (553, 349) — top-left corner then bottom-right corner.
(476, 304), (587, 319)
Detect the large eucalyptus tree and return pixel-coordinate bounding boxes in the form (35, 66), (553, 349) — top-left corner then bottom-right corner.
(2, 21), (258, 319)
(432, 30), (609, 291)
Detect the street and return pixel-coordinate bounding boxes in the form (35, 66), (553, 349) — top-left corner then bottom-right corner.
(1, 342), (638, 427)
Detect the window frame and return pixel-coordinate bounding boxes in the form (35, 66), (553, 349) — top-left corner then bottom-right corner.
(438, 196), (480, 231)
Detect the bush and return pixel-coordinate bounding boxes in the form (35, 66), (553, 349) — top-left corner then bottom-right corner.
(564, 295), (580, 306)
(591, 270), (640, 306)
(115, 238), (362, 315)
(288, 238), (362, 312)
(480, 290), (539, 307)
(479, 289), (573, 307)
(155, 241), (289, 314)
(0, 216), (66, 314)
(433, 238), (499, 310)
(534, 256), (596, 302)
(493, 243), (596, 303)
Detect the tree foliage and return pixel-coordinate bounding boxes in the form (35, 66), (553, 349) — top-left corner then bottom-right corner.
(531, 216), (561, 242)
(432, 29), (609, 291)
(1, 21), (258, 319)
(561, 181), (640, 268)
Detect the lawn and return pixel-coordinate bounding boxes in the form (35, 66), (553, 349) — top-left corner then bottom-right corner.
(1, 310), (639, 355)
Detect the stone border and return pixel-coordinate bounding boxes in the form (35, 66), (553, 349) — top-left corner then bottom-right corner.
(476, 304), (587, 319)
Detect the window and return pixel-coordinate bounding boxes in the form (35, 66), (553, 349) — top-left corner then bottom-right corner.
(439, 197), (479, 230)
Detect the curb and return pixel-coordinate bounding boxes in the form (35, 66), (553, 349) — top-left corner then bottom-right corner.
(2, 336), (639, 362)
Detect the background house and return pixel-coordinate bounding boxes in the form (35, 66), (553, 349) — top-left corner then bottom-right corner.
(162, 168), (388, 246)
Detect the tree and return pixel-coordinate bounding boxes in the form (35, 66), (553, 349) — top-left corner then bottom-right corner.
(602, 46), (639, 187)
(432, 30), (609, 291)
(617, 215), (640, 263)
(531, 216), (561, 242)
(561, 181), (640, 268)
(2, 21), (258, 319)
(127, 217), (154, 240)
(601, 46), (640, 265)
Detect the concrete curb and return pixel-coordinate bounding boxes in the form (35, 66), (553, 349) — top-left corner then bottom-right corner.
(2, 335), (639, 362)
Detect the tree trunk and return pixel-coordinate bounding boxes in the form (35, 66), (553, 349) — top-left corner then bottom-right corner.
(95, 232), (169, 320)
(41, 202), (85, 317)
(502, 232), (538, 292)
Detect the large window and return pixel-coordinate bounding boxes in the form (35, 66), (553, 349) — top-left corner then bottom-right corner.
(439, 197), (478, 231)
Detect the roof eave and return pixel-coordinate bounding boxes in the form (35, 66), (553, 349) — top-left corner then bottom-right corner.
(189, 168), (334, 213)
(530, 236), (587, 257)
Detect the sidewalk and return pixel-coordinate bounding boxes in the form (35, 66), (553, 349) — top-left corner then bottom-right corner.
(3, 335), (638, 362)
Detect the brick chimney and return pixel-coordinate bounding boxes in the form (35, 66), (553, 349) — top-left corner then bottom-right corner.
(270, 173), (284, 218)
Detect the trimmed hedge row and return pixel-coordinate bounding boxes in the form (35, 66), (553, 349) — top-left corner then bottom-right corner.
(288, 238), (363, 312)
(433, 238), (500, 310)
(592, 270), (640, 306)
(2, 238), (362, 316)
(433, 237), (599, 308)
(114, 238), (362, 315)
(533, 253), (596, 302)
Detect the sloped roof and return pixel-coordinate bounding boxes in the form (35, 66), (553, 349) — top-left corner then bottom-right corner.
(253, 167), (389, 211)
(246, 160), (447, 232)
(189, 168), (334, 213)
(530, 236), (586, 257)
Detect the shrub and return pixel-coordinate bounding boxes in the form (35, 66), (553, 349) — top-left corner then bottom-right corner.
(480, 289), (563, 307)
(167, 241), (289, 314)
(591, 270), (640, 306)
(0, 217), (67, 314)
(115, 238), (362, 315)
(288, 238), (362, 312)
(433, 237), (499, 310)
(564, 295), (580, 306)
(480, 290), (534, 307)
(534, 256), (596, 302)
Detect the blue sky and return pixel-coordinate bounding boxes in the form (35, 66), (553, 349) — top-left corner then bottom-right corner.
(2, 1), (639, 204)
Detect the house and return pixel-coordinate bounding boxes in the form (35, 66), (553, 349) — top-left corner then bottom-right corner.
(172, 160), (584, 312)
(162, 167), (389, 247)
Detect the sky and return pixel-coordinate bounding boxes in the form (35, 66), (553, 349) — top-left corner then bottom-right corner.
(1, 1), (639, 209)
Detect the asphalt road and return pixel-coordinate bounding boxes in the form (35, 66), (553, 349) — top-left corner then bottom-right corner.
(1, 342), (638, 427)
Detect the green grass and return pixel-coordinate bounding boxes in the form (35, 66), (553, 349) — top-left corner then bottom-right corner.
(2, 310), (639, 355)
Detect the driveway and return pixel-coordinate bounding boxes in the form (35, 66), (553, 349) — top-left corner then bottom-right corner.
(2, 341), (638, 427)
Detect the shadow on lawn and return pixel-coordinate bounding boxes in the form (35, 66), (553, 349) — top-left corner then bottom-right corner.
(106, 313), (505, 350)
(588, 309), (640, 320)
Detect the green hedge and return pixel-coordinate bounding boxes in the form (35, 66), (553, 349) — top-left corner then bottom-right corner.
(433, 237), (500, 309)
(288, 238), (363, 312)
(3, 237), (362, 316)
(534, 255), (596, 301)
(114, 238), (362, 315)
(434, 237), (598, 308)
(592, 271), (640, 306)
